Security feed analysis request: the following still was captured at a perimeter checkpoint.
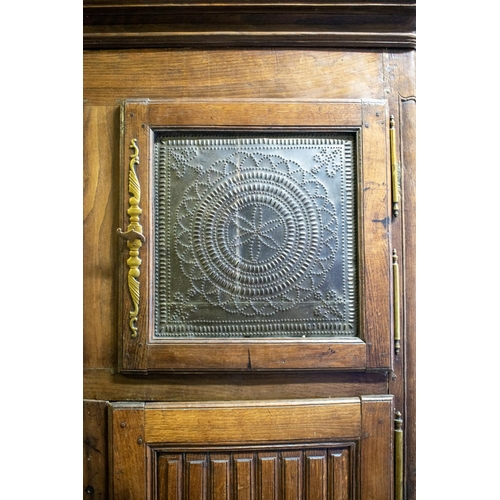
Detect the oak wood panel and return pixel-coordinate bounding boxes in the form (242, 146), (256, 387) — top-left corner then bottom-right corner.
(83, 20), (415, 497)
(147, 101), (363, 127)
(108, 402), (147, 499)
(83, 105), (120, 368)
(145, 399), (361, 445)
(84, 368), (388, 401)
(360, 395), (393, 499)
(360, 101), (392, 369)
(83, 401), (108, 499)
(83, 50), (385, 104)
(146, 341), (366, 372)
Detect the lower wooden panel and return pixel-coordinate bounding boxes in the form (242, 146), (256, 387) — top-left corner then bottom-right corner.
(155, 446), (355, 500)
(109, 396), (393, 500)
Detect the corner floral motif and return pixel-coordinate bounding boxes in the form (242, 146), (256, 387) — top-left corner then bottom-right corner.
(168, 291), (198, 322)
(313, 147), (344, 177)
(313, 290), (346, 320)
(169, 148), (201, 178)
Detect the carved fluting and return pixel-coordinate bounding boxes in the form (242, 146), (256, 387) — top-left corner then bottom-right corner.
(118, 138), (145, 338)
(155, 136), (358, 337)
(157, 446), (354, 500)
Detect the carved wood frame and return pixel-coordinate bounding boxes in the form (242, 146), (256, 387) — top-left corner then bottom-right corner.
(118, 99), (392, 373)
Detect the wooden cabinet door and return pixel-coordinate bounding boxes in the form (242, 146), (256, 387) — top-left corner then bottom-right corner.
(109, 396), (394, 500)
(83, 5), (416, 495)
(117, 99), (392, 374)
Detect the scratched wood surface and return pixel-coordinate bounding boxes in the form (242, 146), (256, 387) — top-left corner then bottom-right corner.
(83, 400), (108, 499)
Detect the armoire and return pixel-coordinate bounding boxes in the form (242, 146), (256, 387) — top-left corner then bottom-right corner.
(83, 2), (416, 499)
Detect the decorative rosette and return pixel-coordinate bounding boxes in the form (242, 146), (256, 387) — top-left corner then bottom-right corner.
(175, 152), (338, 316)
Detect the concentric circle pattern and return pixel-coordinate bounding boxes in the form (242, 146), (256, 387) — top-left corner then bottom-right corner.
(175, 152), (338, 316)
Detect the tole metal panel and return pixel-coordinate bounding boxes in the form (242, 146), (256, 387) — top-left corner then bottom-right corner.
(154, 133), (358, 338)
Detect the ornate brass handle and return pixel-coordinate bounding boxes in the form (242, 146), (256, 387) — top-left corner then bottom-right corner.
(117, 139), (145, 338)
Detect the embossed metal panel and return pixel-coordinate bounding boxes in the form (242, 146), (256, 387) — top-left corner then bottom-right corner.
(154, 134), (358, 338)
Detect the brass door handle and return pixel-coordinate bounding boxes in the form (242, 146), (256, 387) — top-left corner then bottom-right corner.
(118, 138), (145, 338)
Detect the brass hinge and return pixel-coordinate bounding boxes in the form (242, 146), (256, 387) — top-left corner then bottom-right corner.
(390, 115), (400, 217)
(117, 138), (146, 338)
(392, 249), (400, 355)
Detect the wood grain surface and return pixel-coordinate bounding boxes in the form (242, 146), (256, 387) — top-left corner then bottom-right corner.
(84, 50), (385, 104)
(144, 398), (361, 444)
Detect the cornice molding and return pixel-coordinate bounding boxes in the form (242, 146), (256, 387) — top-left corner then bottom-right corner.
(83, 1), (416, 49)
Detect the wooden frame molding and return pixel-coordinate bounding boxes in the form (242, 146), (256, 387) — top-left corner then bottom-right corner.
(118, 99), (393, 373)
(83, 1), (416, 50)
